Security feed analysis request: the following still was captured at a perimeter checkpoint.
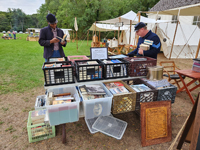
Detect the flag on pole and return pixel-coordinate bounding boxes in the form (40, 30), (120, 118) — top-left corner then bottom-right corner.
(74, 17), (78, 52)
(74, 17), (78, 31)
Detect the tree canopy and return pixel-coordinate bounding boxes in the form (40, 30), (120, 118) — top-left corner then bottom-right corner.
(0, 0), (159, 37)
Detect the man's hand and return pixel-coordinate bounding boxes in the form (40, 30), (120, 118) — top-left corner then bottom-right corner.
(50, 38), (59, 44)
(138, 48), (144, 55)
(60, 41), (66, 45)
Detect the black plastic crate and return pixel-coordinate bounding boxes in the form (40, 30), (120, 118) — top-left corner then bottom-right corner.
(101, 59), (129, 79)
(122, 78), (157, 115)
(74, 59), (104, 82)
(141, 78), (177, 104)
(42, 61), (74, 86)
(156, 84), (177, 103)
(124, 57), (157, 77)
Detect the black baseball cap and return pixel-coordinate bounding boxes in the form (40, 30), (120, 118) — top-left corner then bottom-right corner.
(46, 13), (58, 24)
(134, 22), (146, 31)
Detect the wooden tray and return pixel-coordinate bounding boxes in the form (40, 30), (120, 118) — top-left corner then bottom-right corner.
(140, 100), (172, 147)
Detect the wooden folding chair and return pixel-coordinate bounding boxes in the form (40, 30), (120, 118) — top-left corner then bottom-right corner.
(160, 61), (185, 89)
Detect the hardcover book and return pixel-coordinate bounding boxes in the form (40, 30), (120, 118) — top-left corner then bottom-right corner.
(56, 34), (67, 43)
(85, 84), (106, 95)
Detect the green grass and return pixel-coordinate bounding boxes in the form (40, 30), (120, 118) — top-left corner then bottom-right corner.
(0, 33), (92, 94)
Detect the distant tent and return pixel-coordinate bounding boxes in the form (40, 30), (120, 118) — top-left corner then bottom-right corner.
(152, 23), (200, 59)
(61, 29), (72, 41)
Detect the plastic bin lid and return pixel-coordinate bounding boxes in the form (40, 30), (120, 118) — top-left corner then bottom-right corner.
(92, 115), (127, 140)
(85, 117), (99, 134)
(85, 114), (113, 134)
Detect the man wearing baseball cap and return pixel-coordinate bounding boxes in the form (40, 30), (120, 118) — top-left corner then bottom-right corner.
(128, 22), (161, 59)
(39, 13), (66, 62)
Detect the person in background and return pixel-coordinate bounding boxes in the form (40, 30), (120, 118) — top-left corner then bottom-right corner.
(12, 31), (16, 39)
(8, 31), (12, 38)
(127, 22), (161, 59)
(39, 13), (66, 62)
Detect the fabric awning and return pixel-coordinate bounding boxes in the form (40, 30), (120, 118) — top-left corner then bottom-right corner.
(97, 10), (171, 24)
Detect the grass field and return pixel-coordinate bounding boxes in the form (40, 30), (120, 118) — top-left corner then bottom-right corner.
(0, 33), (92, 94)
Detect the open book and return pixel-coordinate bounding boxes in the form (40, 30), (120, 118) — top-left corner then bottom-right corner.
(56, 34), (67, 43)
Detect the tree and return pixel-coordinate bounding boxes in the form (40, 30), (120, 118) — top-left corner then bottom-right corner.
(0, 13), (10, 31)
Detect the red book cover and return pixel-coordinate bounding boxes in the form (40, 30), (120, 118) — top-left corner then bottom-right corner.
(114, 82), (124, 87)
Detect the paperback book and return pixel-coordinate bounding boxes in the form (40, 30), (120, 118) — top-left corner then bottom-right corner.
(49, 57), (65, 62)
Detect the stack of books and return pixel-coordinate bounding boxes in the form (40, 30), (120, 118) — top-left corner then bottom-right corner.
(79, 84), (106, 100)
(52, 94), (75, 105)
(77, 61), (102, 81)
(130, 84), (151, 92)
(31, 109), (47, 125)
(104, 82), (129, 95)
(102, 59), (127, 78)
(48, 57), (65, 62)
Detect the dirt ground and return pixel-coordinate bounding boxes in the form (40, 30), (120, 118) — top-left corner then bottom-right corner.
(0, 53), (198, 150)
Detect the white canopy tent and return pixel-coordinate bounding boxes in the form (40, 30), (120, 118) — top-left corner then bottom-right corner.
(145, 3), (200, 59)
(89, 23), (129, 31)
(98, 10), (170, 24)
(88, 23), (136, 45)
(89, 10), (170, 45)
(61, 29), (72, 41)
(152, 23), (200, 59)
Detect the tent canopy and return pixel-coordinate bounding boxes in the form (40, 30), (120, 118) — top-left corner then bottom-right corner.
(89, 23), (130, 31)
(97, 10), (170, 24)
(153, 23), (200, 59)
(146, 3), (200, 16)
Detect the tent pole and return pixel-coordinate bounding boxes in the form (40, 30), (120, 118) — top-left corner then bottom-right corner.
(99, 29), (100, 43)
(129, 20), (132, 45)
(155, 11), (159, 34)
(76, 31), (78, 52)
(87, 30), (89, 46)
(118, 17), (121, 44)
(195, 39), (200, 58)
(136, 11), (141, 45)
(169, 9), (180, 60)
(121, 31), (123, 43)
(95, 21), (96, 36)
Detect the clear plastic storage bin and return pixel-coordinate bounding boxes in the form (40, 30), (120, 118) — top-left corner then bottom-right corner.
(46, 86), (80, 126)
(78, 83), (113, 119)
(35, 95), (47, 110)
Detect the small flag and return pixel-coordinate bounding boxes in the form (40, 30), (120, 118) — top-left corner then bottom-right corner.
(74, 17), (78, 31)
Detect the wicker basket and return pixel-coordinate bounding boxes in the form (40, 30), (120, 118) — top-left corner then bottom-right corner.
(122, 78), (157, 115)
(124, 57), (157, 77)
(103, 81), (136, 114)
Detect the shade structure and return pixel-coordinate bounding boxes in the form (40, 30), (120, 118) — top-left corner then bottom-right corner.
(97, 10), (170, 24)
